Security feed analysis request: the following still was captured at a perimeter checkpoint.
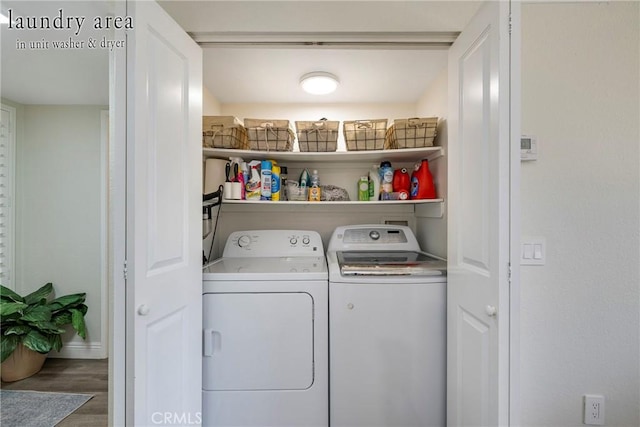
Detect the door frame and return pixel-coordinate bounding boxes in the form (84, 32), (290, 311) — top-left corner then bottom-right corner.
(508, 1), (522, 425)
(0, 103), (16, 291)
(108, 1), (128, 421)
(108, 0), (522, 425)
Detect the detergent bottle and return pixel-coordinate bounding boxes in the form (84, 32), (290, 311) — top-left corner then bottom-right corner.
(410, 159), (436, 199)
(368, 164), (380, 201)
(379, 161), (394, 200)
(271, 163), (281, 201)
(393, 168), (411, 200)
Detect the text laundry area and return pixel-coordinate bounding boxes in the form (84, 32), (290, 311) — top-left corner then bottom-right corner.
(122, 1), (519, 425)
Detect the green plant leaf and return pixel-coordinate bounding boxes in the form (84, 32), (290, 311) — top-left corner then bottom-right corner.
(0, 285), (24, 303)
(30, 321), (66, 335)
(52, 311), (72, 326)
(0, 301), (27, 316)
(1, 334), (19, 362)
(22, 305), (52, 323)
(78, 304), (89, 316)
(49, 293), (87, 311)
(23, 282), (53, 305)
(3, 325), (31, 336)
(70, 308), (87, 339)
(22, 330), (52, 354)
(51, 334), (63, 352)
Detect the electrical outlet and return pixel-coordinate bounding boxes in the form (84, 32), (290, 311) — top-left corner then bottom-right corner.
(584, 394), (605, 425)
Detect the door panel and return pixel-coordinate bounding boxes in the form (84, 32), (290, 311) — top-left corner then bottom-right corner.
(124, 1), (203, 425)
(447, 1), (513, 426)
(460, 30), (492, 273)
(146, 29), (189, 271)
(202, 292), (314, 391)
(458, 308), (490, 426)
(330, 281), (446, 427)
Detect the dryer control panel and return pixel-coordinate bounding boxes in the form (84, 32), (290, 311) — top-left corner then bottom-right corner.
(223, 230), (324, 257)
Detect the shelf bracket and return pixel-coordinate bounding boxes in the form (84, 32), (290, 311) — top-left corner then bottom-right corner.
(414, 200), (444, 218)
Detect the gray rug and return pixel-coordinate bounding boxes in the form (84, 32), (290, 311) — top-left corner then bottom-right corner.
(0, 390), (93, 427)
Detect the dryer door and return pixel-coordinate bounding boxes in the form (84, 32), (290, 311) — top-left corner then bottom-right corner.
(203, 292), (314, 391)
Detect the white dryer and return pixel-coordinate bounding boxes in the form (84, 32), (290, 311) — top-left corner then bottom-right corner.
(327, 225), (447, 427)
(202, 230), (328, 427)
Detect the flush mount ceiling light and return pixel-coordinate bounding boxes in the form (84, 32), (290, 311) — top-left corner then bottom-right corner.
(300, 72), (339, 95)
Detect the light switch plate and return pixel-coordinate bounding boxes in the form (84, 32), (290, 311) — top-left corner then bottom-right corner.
(521, 236), (546, 265)
(521, 135), (538, 161)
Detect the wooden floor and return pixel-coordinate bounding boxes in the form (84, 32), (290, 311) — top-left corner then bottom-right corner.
(1, 358), (108, 427)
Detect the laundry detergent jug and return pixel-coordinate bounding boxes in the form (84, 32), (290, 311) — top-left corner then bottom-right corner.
(393, 168), (411, 200)
(410, 159), (436, 199)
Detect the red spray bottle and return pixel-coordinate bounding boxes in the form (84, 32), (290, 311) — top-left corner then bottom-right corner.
(410, 159), (436, 199)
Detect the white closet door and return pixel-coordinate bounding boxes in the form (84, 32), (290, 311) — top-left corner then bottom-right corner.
(447, 1), (517, 426)
(123, 1), (203, 425)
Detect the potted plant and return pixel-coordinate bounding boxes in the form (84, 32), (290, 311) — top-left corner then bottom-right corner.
(0, 282), (88, 382)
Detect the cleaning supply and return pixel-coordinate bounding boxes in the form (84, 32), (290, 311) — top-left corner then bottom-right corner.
(379, 161), (394, 200)
(280, 166), (288, 201)
(245, 160), (262, 200)
(260, 160), (272, 200)
(308, 169), (321, 201)
(239, 161), (247, 199)
(368, 164), (380, 201)
(393, 168), (411, 200)
(358, 176), (369, 201)
(229, 157), (245, 199)
(271, 163), (281, 201)
(410, 159), (436, 199)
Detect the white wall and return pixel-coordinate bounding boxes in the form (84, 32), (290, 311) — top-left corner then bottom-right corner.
(520, 2), (639, 426)
(203, 86), (222, 115)
(15, 104), (107, 359)
(415, 68), (448, 258)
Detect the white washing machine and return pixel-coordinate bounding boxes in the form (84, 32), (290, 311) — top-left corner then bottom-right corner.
(202, 229), (328, 427)
(327, 225), (447, 427)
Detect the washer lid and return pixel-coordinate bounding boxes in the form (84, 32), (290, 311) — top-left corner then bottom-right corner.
(203, 256), (328, 281)
(337, 251), (446, 277)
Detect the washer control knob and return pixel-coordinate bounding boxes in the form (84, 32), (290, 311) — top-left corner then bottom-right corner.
(290, 237), (298, 245)
(347, 303), (354, 310)
(302, 236), (310, 245)
(237, 235), (251, 247)
(369, 230), (380, 240)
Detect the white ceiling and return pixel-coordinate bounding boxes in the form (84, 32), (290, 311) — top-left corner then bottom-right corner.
(1, 1), (481, 106)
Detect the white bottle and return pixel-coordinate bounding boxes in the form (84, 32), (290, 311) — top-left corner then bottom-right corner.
(310, 170), (320, 187)
(368, 164), (380, 201)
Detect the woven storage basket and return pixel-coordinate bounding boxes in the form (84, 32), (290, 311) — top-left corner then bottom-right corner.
(244, 119), (294, 152)
(295, 120), (339, 152)
(202, 116), (248, 149)
(343, 119), (388, 151)
(386, 117), (438, 149)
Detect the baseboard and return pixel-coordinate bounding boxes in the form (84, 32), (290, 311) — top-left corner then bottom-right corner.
(48, 340), (106, 359)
